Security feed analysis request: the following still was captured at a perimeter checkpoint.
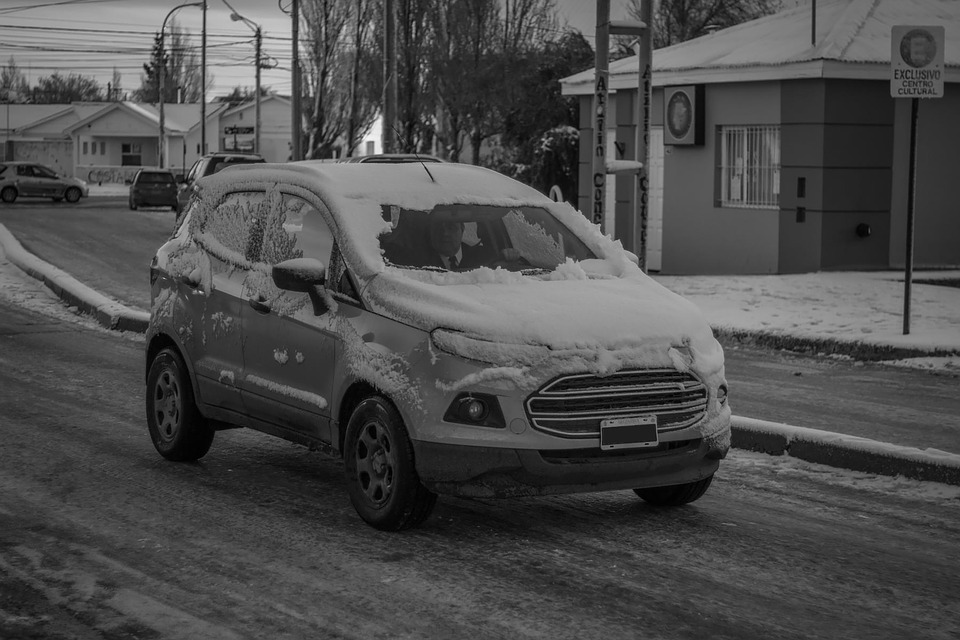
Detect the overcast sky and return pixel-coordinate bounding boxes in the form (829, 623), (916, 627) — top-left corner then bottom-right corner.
(0, 0), (636, 99)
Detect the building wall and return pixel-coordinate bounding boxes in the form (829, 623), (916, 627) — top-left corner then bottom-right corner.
(889, 83), (960, 268)
(661, 81), (781, 274)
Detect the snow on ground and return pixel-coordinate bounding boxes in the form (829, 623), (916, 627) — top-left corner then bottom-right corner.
(726, 449), (960, 504)
(655, 270), (960, 373)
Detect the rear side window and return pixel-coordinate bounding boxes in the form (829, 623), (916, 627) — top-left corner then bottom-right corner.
(138, 172), (175, 184)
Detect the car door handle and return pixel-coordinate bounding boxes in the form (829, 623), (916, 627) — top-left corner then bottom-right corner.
(248, 297), (271, 314)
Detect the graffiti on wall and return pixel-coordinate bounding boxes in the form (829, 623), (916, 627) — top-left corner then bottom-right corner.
(82, 165), (145, 185)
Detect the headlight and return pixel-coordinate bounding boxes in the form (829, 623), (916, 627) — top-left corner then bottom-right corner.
(717, 384), (728, 405)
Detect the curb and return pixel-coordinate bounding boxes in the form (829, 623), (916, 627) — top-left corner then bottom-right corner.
(731, 416), (960, 486)
(0, 223), (149, 333)
(714, 327), (960, 361)
(2, 223), (958, 487)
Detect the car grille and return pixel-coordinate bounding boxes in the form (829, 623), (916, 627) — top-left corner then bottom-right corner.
(525, 369), (708, 439)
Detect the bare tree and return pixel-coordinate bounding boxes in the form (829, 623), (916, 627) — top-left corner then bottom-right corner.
(344, 0), (379, 156)
(30, 72), (104, 103)
(300, 0), (350, 159)
(627, 0), (778, 48)
(134, 21), (211, 103)
(0, 57), (30, 102)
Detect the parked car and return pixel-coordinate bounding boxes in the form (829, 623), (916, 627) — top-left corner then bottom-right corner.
(0, 161), (89, 204)
(341, 153), (443, 163)
(145, 162), (731, 531)
(129, 169), (179, 211)
(176, 151), (265, 213)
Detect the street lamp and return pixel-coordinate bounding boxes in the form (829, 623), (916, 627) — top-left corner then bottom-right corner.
(223, 0), (261, 155)
(159, 2), (203, 168)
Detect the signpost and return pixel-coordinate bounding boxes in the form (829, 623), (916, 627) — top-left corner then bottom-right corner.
(891, 25), (944, 335)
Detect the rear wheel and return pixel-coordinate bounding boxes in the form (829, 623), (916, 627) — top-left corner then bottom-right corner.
(145, 347), (214, 461)
(634, 475), (714, 507)
(64, 187), (82, 203)
(1, 187), (17, 203)
(343, 396), (436, 530)
(129, 196), (138, 210)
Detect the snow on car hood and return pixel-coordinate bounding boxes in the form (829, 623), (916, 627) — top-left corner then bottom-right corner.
(363, 259), (724, 375)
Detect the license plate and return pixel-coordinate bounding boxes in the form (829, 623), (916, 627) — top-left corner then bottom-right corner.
(600, 416), (658, 451)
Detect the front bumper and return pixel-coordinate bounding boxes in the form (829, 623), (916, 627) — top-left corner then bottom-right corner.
(411, 436), (725, 498)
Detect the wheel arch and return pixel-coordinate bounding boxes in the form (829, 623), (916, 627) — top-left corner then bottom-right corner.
(335, 380), (404, 456)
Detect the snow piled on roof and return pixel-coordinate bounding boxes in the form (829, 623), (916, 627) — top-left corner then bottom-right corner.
(562, 0), (960, 86)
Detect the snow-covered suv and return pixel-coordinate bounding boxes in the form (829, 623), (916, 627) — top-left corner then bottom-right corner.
(145, 161), (731, 530)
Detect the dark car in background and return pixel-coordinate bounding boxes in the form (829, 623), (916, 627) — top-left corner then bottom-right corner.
(176, 152), (265, 213)
(129, 169), (179, 211)
(0, 161), (89, 204)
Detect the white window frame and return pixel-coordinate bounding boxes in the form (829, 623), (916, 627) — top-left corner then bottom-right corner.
(718, 125), (780, 209)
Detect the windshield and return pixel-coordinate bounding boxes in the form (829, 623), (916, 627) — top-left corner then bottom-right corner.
(378, 204), (596, 273)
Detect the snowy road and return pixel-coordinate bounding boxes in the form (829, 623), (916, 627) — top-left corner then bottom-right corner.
(1, 298), (958, 639)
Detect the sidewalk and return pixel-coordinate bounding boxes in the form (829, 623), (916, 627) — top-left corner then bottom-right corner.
(1, 221), (958, 485)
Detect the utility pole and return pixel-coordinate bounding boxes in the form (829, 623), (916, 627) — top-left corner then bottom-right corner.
(382, 0), (397, 153)
(291, 0), (301, 160)
(255, 27), (261, 155)
(159, 2), (203, 169)
(201, 0), (207, 155)
(225, 0), (262, 155)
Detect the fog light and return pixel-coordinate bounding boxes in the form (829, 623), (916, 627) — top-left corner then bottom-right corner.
(464, 397), (487, 421)
(717, 384), (728, 405)
(443, 393), (506, 428)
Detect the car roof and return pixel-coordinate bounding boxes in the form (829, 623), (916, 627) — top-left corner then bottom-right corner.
(203, 161), (549, 209)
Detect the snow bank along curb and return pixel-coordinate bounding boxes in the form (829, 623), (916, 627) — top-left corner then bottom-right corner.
(731, 416), (960, 486)
(2, 223), (956, 486)
(714, 327), (960, 362)
(0, 224), (149, 333)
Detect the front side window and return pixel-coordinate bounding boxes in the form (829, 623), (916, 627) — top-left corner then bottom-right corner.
(379, 204), (596, 273)
(718, 125), (780, 209)
(33, 165), (58, 179)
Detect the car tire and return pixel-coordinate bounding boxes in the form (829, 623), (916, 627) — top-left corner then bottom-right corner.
(64, 187), (82, 203)
(129, 197), (138, 210)
(633, 475), (714, 507)
(1, 187), (17, 203)
(343, 396), (437, 530)
(145, 347), (214, 462)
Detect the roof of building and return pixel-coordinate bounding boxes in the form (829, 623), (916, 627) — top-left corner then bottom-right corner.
(561, 0), (960, 94)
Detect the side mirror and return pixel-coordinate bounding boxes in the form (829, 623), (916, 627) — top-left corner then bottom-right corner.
(273, 258), (328, 315)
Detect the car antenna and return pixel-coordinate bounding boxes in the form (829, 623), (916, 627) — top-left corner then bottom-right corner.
(391, 124), (435, 183)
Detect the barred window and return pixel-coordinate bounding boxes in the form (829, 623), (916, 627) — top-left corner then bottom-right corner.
(718, 126), (780, 209)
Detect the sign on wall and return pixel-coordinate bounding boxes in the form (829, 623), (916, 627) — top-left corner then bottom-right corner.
(663, 85), (704, 146)
(224, 125), (255, 152)
(890, 25), (944, 99)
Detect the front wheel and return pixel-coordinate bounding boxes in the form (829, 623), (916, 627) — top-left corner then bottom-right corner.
(129, 197), (138, 210)
(343, 396), (436, 531)
(64, 187), (82, 203)
(0, 187), (17, 203)
(634, 475), (714, 507)
(145, 347), (214, 461)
